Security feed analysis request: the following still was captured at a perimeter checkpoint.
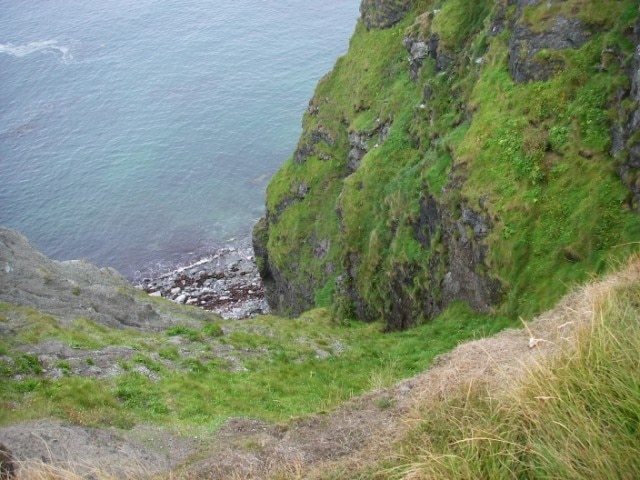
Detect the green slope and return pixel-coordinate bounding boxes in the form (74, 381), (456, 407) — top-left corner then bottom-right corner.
(255, 0), (640, 330)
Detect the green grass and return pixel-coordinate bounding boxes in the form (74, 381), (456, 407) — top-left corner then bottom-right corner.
(430, 0), (492, 50)
(0, 303), (515, 429)
(520, 0), (633, 32)
(2, 3), (640, 475)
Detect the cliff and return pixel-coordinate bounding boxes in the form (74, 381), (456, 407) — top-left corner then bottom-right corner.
(254, 0), (640, 329)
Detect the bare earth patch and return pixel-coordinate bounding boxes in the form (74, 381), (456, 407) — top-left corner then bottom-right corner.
(0, 420), (197, 478)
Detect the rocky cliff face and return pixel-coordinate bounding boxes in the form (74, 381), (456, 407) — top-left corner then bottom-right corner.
(613, 17), (640, 211)
(254, 0), (640, 329)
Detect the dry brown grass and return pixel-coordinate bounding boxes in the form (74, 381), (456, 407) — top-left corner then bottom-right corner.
(10, 458), (151, 480)
(371, 256), (640, 480)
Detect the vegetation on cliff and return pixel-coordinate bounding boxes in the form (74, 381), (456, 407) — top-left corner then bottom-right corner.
(254, 0), (640, 330)
(2, 223), (515, 431)
(2, 245), (639, 479)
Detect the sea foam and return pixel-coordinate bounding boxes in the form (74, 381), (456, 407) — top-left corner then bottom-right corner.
(0, 40), (73, 63)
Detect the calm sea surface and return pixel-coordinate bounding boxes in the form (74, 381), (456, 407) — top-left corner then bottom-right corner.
(0, 0), (359, 279)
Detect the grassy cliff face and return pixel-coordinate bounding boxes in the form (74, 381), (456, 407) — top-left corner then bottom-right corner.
(255, 0), (640, 329)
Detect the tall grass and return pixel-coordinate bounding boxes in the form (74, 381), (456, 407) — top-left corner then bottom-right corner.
(380, 261), (640, 479)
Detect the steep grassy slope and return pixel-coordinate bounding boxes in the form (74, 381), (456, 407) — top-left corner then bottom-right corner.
(0, 302), (513, 430)
(254, 0), (640, 330)
(0, 227), (517, 475)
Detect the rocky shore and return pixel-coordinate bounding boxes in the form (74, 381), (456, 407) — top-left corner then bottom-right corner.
(136, 242), (269, 320)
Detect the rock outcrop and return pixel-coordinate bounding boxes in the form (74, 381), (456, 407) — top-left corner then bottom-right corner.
(508, 1), (594, 83)
(360, 0), (413, 30)
(294, 126), (336, 164)
(347, 121), (390, 173)
(0, 227), (211, 330)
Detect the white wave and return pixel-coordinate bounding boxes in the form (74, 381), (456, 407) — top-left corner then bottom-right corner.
(0, 40), (73, 63)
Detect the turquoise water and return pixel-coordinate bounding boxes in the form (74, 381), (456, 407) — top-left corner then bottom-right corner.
(0, 0), (358, 279)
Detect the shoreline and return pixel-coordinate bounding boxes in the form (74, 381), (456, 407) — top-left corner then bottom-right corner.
(135, 240), (269, 320)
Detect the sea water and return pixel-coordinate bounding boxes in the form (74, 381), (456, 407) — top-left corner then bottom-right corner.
(0, 0), (359, 279)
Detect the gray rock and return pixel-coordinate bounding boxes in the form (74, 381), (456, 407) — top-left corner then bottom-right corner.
(293, 126), (336, 164)
(293, 181), (310, 199)
(340, 193), (502, 330)
(403, 33), (439, 80)
(509, 13), (592, 83)
(345, 122), (391, 175)
(0, 227), (206, 331)
(461, 207), (489, 239)
(348, 147), (367, 172)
